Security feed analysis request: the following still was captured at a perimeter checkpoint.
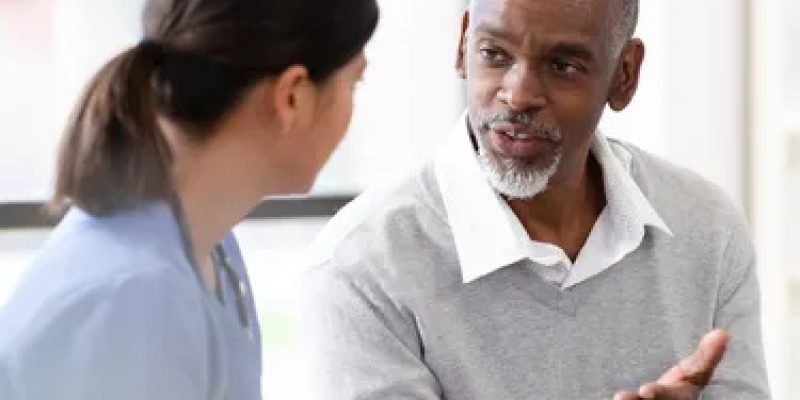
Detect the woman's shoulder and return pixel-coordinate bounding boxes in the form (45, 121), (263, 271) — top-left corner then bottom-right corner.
(0, 205), (209, 355)
(29, 203), (192, 287)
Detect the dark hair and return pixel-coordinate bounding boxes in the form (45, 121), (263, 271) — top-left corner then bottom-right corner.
(51, 0), (379, 216)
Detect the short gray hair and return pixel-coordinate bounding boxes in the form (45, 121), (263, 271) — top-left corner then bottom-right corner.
(616, 0), (639, 49)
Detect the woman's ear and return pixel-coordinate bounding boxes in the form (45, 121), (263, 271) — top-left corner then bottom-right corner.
(272, 65), (316, 136)
(607, 39), (645, 112)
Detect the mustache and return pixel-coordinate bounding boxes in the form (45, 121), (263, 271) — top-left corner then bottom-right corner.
(478, 110), (563, 142)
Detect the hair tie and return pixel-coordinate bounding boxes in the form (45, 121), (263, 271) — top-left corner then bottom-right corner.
(136, 39), (166, 65)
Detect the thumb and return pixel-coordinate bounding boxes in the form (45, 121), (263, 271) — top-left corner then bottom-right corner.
(679, 329), (729, 385)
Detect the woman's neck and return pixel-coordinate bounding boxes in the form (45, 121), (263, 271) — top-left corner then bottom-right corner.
(173, 136), (264, 268)
(159, 115), (271, 288)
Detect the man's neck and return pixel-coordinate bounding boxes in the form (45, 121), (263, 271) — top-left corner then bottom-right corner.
(507, 155), (606, 261)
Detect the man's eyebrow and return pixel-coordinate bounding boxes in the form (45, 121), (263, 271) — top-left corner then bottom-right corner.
(548, 42), (595, 61)
(473, 23), (596, 62)
(472, 23), (518, 44)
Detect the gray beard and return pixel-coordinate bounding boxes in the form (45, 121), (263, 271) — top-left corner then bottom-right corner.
(476, 140), (562, 200)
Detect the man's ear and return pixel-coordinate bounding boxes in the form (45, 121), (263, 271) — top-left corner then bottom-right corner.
(607, 39), (645, 112)
(456, 11), (470, 80)
(272, 65), (315, 136)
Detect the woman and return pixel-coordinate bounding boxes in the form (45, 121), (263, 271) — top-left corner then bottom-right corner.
(0, 0), (378, 399)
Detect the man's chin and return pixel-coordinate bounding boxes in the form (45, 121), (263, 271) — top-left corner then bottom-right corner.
(488, 151), (556, 174)
(477, 156), (551, 199)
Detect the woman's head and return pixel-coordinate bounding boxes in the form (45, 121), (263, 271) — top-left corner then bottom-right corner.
(52, 0), (378, 216)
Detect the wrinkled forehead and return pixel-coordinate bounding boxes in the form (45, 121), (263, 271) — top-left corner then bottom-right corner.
(468, 0), (616, 46)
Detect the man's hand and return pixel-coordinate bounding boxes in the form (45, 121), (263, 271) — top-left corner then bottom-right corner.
(610, 330), (730, 400)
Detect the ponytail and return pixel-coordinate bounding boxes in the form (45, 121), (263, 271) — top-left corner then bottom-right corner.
(49, 0), (379, 217)
(50, 42), (173, 217)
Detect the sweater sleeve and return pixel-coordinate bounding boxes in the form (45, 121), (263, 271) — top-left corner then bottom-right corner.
(703, 216), (771, 399)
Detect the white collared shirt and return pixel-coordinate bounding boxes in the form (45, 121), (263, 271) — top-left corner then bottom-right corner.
(435, 113), (672, 289)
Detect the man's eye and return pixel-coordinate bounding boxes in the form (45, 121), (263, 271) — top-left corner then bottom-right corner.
(479, 48), (511, 65)
(551, 59), (581, 75)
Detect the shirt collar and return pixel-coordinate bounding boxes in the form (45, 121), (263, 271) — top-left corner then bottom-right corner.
(434, 112), (671, 284)
(592, 130), (672, 239)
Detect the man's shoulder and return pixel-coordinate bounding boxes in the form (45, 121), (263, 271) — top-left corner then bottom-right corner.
(612, 139), (749, 236)
(306, 164), (449, 272)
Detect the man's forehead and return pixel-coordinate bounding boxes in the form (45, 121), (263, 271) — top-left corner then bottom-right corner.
(469, 0), (615, 37)
(470, 0), (614, 13)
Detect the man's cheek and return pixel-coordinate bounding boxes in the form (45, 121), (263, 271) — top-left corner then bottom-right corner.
(473, 84), (499, 104)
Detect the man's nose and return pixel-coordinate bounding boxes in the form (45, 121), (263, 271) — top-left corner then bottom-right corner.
(497, 64), (546, 112)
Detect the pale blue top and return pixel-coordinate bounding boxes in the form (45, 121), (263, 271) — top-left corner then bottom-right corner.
(0, 202), (262, 400)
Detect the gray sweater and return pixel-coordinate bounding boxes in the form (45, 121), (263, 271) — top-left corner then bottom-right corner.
(302, 143), (770, 399)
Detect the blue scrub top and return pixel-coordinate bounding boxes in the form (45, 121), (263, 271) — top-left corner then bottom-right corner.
(0, 202), (262, 400)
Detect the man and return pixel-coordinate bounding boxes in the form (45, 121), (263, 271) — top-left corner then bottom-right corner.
(302, 0), (770, 398)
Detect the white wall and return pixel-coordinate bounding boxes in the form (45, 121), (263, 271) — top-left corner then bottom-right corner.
(53, 0), (145, 136)
(600, 0), (747, 208)
(0, 0), (57, 202)
(0, 0), (145, 202)
(312, 0), (465, 193)
(751, 0), (796, 397)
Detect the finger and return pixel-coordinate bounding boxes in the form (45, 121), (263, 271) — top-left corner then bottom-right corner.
(612, 390), (640, 400)
(655, 330), (730, 385)
(638, 382), (659, 398)
(679, 329), (729, 385)
(638, 382), (701, 400)
(656, 365), (686, 385)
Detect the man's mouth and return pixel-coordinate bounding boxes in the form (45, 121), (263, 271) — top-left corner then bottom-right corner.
(487, 121), (561, 143)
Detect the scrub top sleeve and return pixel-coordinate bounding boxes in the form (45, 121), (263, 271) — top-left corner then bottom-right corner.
(4, 269), (212, 400)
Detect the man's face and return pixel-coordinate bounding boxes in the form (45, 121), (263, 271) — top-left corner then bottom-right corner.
(457, 0), (640, 198)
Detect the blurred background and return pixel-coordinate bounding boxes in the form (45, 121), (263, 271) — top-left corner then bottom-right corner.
(0, 0), (797, 398)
